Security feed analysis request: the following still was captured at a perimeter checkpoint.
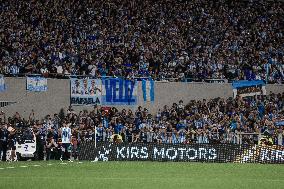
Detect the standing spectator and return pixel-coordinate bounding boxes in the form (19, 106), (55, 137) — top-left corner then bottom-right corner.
(0, 124), (9, 161)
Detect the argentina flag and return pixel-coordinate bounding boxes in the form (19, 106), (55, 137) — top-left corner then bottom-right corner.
(26, 77), (48, 92)
(142, 79), (154, 102)
(0, 75), (6, 92)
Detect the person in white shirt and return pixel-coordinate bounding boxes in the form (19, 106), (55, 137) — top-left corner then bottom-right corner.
(56, 64), (63, 74)
(60, 122), (72, 161)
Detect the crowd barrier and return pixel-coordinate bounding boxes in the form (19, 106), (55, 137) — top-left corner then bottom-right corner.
(79, 142), (284, 164)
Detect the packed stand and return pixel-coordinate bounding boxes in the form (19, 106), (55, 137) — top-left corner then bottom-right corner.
(0, 0), (283, 83)
(0, 92), (283, 160)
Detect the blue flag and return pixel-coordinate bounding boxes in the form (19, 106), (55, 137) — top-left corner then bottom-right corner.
(102, 78), (137, 105)
(142, 79), (154, 102)
(0, 75), (6, 92)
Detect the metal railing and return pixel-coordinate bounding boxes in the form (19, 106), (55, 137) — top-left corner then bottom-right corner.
(87, 130), (283, 145)
(1, 73), (231, 83)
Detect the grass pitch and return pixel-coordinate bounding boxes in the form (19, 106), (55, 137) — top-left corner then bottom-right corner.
(0, 161), (283, 189)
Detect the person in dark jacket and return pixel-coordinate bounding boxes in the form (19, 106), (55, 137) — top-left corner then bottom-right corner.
(0, 124), (9, 161)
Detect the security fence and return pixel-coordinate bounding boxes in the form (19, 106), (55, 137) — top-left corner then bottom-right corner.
(86, 130), (283, 146)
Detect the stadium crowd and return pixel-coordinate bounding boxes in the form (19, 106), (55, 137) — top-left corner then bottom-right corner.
(1, 0), (284, 83)
(0, 92), (283, 160)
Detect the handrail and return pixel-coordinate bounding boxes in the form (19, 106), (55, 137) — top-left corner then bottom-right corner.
(92, 130), (283, 145)
(3, 72), (283, 84)
(1, 73), (234, 83)
(237, 132), (262, 135)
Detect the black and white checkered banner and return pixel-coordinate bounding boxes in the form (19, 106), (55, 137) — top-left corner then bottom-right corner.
(79, 142), (284, 164)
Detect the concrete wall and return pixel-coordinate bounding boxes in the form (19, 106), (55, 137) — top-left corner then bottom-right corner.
(0, 78), (283, 119)
(0, 78), (70, 119)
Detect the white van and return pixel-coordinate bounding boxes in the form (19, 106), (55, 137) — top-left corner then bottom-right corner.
(15, 130), (37, 160)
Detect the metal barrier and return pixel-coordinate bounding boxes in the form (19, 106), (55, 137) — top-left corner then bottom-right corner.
(92, 130), (283, 146)
(2, 73), (231, 83)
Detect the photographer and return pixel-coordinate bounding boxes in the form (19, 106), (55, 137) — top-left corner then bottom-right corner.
(0, 123), (8, 161)
(7, 126), (16, 161)
(46, 131), (58, 161)
(35, 124), (47, 160)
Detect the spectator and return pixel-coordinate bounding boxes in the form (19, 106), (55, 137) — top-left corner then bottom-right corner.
(0, 0), (283, 83)
(0, 92), (283, 158)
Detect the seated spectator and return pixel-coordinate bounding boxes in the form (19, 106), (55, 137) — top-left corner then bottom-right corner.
(0, 0), (283, 83)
